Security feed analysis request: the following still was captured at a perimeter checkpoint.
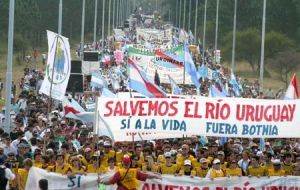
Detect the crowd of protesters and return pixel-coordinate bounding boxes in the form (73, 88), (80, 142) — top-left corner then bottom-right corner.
(0, 8), (299, 190)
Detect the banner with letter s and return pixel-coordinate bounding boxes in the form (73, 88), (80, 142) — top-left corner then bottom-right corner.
(39, 30), (71, 101)
(96, 97), (300, 138)
(26, 167), (300, 190)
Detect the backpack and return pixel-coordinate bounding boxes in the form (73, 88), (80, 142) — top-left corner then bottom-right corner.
(0, 167), (8, 190)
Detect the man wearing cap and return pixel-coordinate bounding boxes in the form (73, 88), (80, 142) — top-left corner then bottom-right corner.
(217, 151), (228, 170)
(195, 158), (210, 177)
(206, 159), (225, 179)
(100, 155), (161, 190)
(103, 141), (116, 167)
(179, 160), (196, 177)
(158, 152), (178, 175)
(157, 142), (172, 164)
(267, 159), (285, 176)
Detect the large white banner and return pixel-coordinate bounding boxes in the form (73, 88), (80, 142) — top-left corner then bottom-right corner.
(96, 97), (300, 138)
(26, 167), (300, 190)
(136, 28), (172, 45)
(128, 46), (192, 84)
(40, 30), (71, 101)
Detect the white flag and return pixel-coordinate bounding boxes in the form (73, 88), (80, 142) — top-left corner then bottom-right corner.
(39, 31), (71, 101)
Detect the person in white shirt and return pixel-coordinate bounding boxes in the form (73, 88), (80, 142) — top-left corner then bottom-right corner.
(0, 157), (15, 190)
(3, 137), (17, 157)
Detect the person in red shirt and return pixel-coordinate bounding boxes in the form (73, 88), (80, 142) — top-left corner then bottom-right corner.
(100, 155), (161, 190)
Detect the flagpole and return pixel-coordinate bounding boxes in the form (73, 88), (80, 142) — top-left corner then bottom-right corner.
(194, 0), (198, 44)
(175, 0), (178, 27)
(4, 0), (15, 134)
(259, 0), (267, 92)
(48, 36), (59, 118)
(108, 0), (111, 38)
(93, 0), (98, 44)
(214, 0), (220, 64)
(188, 0), (191, 32)
(101, 0), (106, 51)
(183, 0), (186, 30)
(178, 0), (181, 29)
(58, 0), (63, 35)
(116, 0), (119, 27)
(202, 0), (207, 62)
(80, 0), (86, 61)
(112, 0), (115, 28)
(231, 0), (237, 72)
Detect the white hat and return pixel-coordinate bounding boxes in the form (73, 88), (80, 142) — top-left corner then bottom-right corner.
(200, 158), (208, 163)
(104, 141), (112, 147)
(256, 151), (263, 157)
(164, 152), (171, 158)
(67, 94), (72, 99)
(184, 160), (192, 166)
(265, 142), (270, 146)
(272, 159), (281, 165)
(213, 159), (221, 164)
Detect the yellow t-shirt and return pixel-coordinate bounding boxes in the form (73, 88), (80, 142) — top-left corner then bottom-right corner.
(159, 164), (178, 174)
(195, 167), (209, 177)
(248, 165), (266, 176)
(225, 168), (242, 176)
(118, 168), (140, 190)
(282, 163), (293, 175)
(142, 163), (159, 173)
(17, 168), (29, 190)
(176, 154), (195, 170)
(52, 163), (72, 174)
(33, 161), (43, 168)
(70, 166), (86, 173)
(179, 169), (196, 176)
(267, 168), (286, 176)
(86, 164), (107, 173)
(157, 154), (166, 164)
(208, 169), (225, 178)
(103, 150), (116, 166)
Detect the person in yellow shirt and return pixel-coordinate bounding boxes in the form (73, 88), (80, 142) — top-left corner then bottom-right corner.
(51, 153), (72, 175)
(158, 152), (178, 175)
(135, 143), (144, 168)
(157, 144), (172, 165)
(87, 155), (106, 174)
(102, 141), (116, 167)
(179, 160), (196, 177)
(225, 160), (242, 177)
(70, 156), (86, 175)
(33, 151), (43, 168)
(261, 152), (273, 171)
(142, 156), (159, 173)
(206, 159), (225, 179)
(116, 143), (131, 164)
(17, 158), (32, 190)
(281, 152), (293, 175)
(106, 158), (119, 173)
(217, 151), (228, 171)
(247, 156), (266, 177)
(292, 156), (300, 176)
(267, 159), (286, 176)
(100, 155), (161, 190)
(176, 144), (194, 170)
(195, 158), (210, 177)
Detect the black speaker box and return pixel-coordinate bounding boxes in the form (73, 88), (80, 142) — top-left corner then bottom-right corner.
(67, 74), (84, 93)
(83, 51), (99, 62)
(71, 60), (82, 73)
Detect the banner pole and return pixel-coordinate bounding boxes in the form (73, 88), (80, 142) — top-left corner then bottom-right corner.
(47, 35), (59, 116)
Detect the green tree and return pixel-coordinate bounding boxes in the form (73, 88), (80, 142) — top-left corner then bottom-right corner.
(265, 31), (296, 59)
(268, 50), (300, 87)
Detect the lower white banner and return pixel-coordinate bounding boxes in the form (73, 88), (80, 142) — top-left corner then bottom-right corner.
(26, 167), (300, 190)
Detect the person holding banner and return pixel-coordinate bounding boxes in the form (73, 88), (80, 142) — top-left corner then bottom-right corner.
(158, 152), (178, 175)
(17, 158), (32, 190)
(224, 160), (242, 177)
(247, 156), (266, 177)
(267, 159), (286, 176)
(100, 155), (161, 190)
(205, 159), (225, 179)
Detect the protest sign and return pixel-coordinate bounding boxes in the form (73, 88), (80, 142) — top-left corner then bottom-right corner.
(128, 46), (192, 84)
(26, 167), (300, 190)
(96, 97), (300, 138)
